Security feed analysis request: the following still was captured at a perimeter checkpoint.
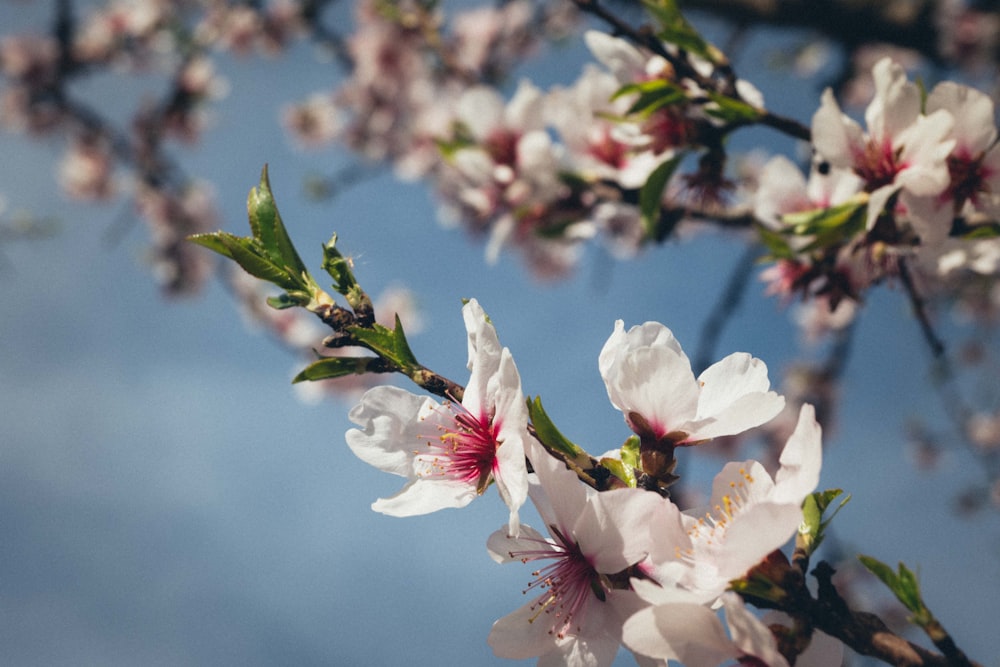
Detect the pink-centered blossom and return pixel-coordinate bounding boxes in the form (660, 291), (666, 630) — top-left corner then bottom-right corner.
(907, 80), (1000, 250)
(486, 440), (661, 667)
(599, 321), (784, 445)
(638, 404), (823, 607)
(811, 57), (955, 230)
(345, 299), (529, 534)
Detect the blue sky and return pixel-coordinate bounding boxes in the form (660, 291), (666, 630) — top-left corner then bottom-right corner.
(0, 2), (997, 665)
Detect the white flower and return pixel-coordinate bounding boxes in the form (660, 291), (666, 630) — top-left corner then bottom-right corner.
(623, 591), (843, 666)
(345, 299), (529, 534)
(907, 80), (1000, 246)
(598, 321), (784, 444)
(753, 155), (863, 231)
(486, 440), (661, 667)
(811, 57), (955, 230)
(640, 404), (823, 605)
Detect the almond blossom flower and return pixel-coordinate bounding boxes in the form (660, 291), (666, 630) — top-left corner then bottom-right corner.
(598, 321), (784, 445)
(638, 404), (823, 606)
(345, 299), (529, 534)
(811, 57), (955, 230)
(907, 81), (1000, 249)
(623, 591), (842, 666)
(486, 440), (661, 667)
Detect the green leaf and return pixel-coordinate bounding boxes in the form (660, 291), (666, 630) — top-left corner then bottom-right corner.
(782, 198), (866, 235)
(642, 0), (724, 65)
(347, 316), (419, 370)
(612, 79), (687, 118)
(247, 165), (309, 281)
(293, 356), (375, 383)
(640, 154), (683, 241)
(704, 91), (762, 123)
(858, 556), (926, 616)
(621, 435), (641, 469)
(798, 489), (849, 556)
(527, 396), (586, 459)
(962, 222), (1000, 239)
(322, 233), (358, 293)
(188, 232), (237, 258)
(199, 232), (299, 290)
(756, 226), (797, 261)
(781, 197), (868, 254)
(600, 456), (637, 488)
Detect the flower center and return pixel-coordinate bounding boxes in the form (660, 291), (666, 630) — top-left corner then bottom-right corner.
(677, 467), (757, 561)
(510, 526), (606, 639)
(853, 138), (902, 191)
(418, 401), (500, 494)
(943, 151), (992, 209)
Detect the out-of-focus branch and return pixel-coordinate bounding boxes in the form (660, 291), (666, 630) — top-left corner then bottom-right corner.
(678, 0), (945, 64)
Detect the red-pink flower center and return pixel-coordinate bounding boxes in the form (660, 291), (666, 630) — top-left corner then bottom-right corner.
(421, 401), (500, 494)
(943, 150), (993, 208)
(587, 126), (628, 169)
(509, 526), (605, 639)
(853, 138), (903, 191)
(484, 129), (520, 168)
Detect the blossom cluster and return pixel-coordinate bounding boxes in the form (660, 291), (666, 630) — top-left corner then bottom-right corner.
(0, 0), (308, 294)
(289, 4), (1000, 313)
(345, 299), (839, 666)
(757, 57), (1000, 325)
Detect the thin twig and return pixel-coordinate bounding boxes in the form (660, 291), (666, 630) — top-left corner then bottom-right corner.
(898, 257), (945, 359)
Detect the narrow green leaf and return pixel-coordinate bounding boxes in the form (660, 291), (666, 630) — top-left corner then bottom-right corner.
(346, 318), (418, 370)
(642, 0), (724, 64)
(962, 222), (1000, 239)
(188, 232), (239, 259)
(859, 556), (928, 617)
(527, 396), (585, 458)
(704, 92), (762, 123)
(293, 356), (373, 383)
(783, 199), (866, 235)
(217, 234), (299, 289)
(756, 226), (797, 260)
(247, 165), (309, 282)
(640, 154), (683, 240)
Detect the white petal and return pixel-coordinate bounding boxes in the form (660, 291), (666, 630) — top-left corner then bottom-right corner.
(584, 30), (647, 83)
(713, 502), (803, 584)
(599, 321), (698, 437)
(344, 385), (438, 477)
(811, 88), (863, 169)
(525, 438), (589, 535)
(690, 353), (783, 438)
(489, 599), (562, 660)
(506, 79), (545, 132)
(772, 403), (823, 506)
(371, 478), (476, 516)
(722, 593), (790, 667)
(573, 487), (660, 574)
(621, 603), (736, 665)
(486, 523), (552, 564)
(865, 182), (901, 229)
(866, 57), (920, 142)
(927, 81), (998, 155)
(458, 86), (505, 140)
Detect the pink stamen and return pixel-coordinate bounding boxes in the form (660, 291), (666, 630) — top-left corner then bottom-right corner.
(420, 401), (501, 493)
(509, 526), (605, 639)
